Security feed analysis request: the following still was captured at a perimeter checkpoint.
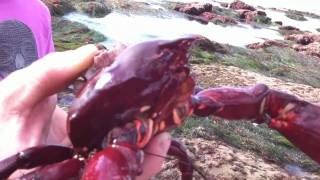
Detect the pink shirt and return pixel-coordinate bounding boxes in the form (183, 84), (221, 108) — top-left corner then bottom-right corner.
(0, 0), (54, 58)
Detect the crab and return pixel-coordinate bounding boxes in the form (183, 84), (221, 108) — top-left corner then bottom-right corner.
(0, 36), (319, 180)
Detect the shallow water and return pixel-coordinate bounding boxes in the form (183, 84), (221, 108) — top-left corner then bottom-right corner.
(65, 12), (282, 47)
(218, 0), (319, 15)
(265, 9), (320, 33)
(64, 0), (319, 47)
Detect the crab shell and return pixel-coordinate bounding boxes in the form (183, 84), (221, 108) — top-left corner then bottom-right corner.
(67, 37), (200, 149)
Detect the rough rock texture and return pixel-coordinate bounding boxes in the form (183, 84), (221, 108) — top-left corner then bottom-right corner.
(42, 0), (75, 16)
(220, 2), (229, 8)
(191, 64), (320, 103)
(274, 21), (283, 26)
(42, 0), (111, 17)
(195, 38), (228, 54)
(285, 11), (307, 21)
(293, 42), (320, 58)
(156, 137), (320, 180)
(285, 33), (320, 45)
(279, 26), (300, 31)
(174, 3), (213, 16)
(229, 0), (256, 11)
(246, 40), (288, 49)
(74, 1), (111, 17)
(237, 10), (270, 24)
(278, 26), (301, 36)
(200, 12), (237, 25)
(52, 17), (106, 51)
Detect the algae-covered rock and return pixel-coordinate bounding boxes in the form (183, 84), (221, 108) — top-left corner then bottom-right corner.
(42, 0), (75, 16)
(285, 11), (307, 21)
(74, 1), (111, 17)
(52, 17), (106, 51)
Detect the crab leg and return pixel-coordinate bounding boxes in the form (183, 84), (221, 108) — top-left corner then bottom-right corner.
(19, 159), (84, 180)
(0, 145), (74, 179)
(167, 139), (194, 180)
(192, 84), (320, 164)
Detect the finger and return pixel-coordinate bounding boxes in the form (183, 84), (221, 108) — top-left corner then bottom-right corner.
(137, 132), (171, 180)
(0, 44), (98, 109)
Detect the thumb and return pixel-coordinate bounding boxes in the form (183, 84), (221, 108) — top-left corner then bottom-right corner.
(137, 132), (171, 180)
(0, 44), (98, 110)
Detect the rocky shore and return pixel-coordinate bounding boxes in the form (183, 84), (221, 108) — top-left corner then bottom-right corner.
(42, 0), (320, 179)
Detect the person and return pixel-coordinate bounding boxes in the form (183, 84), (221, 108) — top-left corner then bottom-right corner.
(0, 0), (54, 78)
(0, 45), (171, 179)
(0, 0), (70, 156)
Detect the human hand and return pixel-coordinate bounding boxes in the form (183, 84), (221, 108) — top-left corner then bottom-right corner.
(0, 45), (99, 160)
(0, 44), (170, 179)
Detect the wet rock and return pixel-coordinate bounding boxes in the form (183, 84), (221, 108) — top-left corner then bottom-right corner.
(279, 26), (301, 36)
(195, 38), (228, 54)
(285, 33), (320, 45)
(229, 0), (256, 11)
(52, 17), (106, 51)
(74, 1), (111, 17)
(279, 26), (300, 31)
(174, 2), (213, 16)
(220, 2), (229, 8)
(237, 10), (270, 24)
(274, 21), (283, 26)
(200, 12), (237, 25)
(42, 0), (75, 16)
(285, 11), (307, 21)
(185, 14), (209, 25)
(246, 40), (288, 49)
(287, 9), (320, 19)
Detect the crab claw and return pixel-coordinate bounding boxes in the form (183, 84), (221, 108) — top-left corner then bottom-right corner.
(265, 90), (320, 164)
(81, 143), (143, 180)
(192, 84), (269, 122)
(192, 84), (320, 164)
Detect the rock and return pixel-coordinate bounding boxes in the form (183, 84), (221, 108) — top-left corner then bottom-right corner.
(185, 15), (209, 25)
(293, 42), (320, 58)
(274, 21), (283, 26)
(279, 26), (300, 31)
(284, 33), (320, 58)
(42, 0), (75, 16)
(174, 2), (213, 16)
(286, 9), (320, 19)
(52, 17), (106, 51)
(317, 28), (320, 32)
(74, 1), (111, 17)
(285, 11), (307, 21)
(246, 40), (288, 49)
(200, 12), (237, 25)
(278, 26), (301, 36)
(220, 2), (229, 8)
(229, 0), (256, 11)
(195, 38), (228, 54)
(199, 12), (216, 20)
(285, 33), (320, 45)
(237, 10), (270, 24)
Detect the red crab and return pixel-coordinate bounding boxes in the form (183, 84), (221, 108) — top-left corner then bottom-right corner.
(0, 37), (319, 180)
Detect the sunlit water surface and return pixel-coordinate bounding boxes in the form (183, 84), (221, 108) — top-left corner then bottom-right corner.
(64, 0), (319, 47)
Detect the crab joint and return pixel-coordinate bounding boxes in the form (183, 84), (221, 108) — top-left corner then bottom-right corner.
(173, 108), (183, 125)
(134, 119), (154, 148)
